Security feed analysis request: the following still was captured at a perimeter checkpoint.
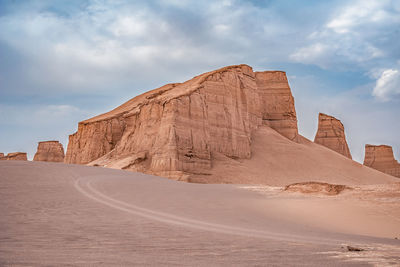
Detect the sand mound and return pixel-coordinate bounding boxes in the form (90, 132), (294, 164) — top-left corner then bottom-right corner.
(191, 126), (398, 186)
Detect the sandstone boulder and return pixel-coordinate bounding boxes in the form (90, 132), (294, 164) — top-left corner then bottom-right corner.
(65, 64), (299, 179)
(33, 141), (65, 162)
(2, 152), (28, 161)
(363, 145), (400, 178)
(314, 113), (352, 159)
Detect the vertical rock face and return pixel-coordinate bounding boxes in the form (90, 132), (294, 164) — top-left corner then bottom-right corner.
(255, 71), (298, 140)
(314, 113), (352, 159)
(65, 65), (299, 179)
(33, 141), (65, 162)
(363, 145), (400, 178)
(0, 152), (28, 161)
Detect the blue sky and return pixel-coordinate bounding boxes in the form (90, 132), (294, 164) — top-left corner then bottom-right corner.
(0, 0), (399, 162)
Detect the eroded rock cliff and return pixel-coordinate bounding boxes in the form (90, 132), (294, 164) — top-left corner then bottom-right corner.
(363, 145), (400, 178)
(1, 152), (28, 161)
(65, 64), (299, 179)
(314, 113), (352, 159)
(33, 141), (65, 162)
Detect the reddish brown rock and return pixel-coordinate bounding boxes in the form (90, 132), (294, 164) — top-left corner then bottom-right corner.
(0, 153), (4, 159)
(314, 113), (352, 159)
(363, 145), (400, 178)
(255, 71), (298, 140)
(284, 182), (350, 195)
(65, 64), (299, 179)
(2, 152), (28, 161)
(33, 141), (65, 162)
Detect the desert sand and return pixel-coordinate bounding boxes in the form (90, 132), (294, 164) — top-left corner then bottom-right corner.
(1, 161), (399, 266)
(190, 126), (398, 185)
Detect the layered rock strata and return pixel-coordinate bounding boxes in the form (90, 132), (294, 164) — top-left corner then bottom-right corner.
(363, 145), (400, 178)
(0, 152), (28, 161)
(65, 64), (299, 179)
(33, 141), (65, 162)
(314, 113), (352, 159)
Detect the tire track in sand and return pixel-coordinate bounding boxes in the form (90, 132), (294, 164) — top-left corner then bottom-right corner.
(74, 176), (343, 245)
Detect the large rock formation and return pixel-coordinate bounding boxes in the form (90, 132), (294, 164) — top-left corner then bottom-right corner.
(66, 64), (299, 179)
(363, 145), (400, 178)
(33, 141), (65, 162)
(0, 152), (28, 161)
(314, 113), (352, 159)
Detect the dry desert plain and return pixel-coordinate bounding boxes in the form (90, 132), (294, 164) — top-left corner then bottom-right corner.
(1, 160), (400, 266)
(1, 65), (400, 266)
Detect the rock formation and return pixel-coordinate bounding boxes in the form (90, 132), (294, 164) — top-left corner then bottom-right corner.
(0, 152), (28, 161)
(66, 64), (299, 179)
(284, 182), (350, 195)
(314, 113), (352, 159)
(0, 153), (4, 159)
(363, 145), (400, 178)
(33, 141), (65, 162)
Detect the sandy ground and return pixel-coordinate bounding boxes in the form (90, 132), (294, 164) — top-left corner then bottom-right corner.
(191, 126), (399, 186)
(1, 161), (400, 266)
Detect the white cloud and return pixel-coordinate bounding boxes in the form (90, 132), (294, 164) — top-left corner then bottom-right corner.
(372, 69), (400, 101)
(289, 43), (331, 67)
(110, 16), (148, 37)
(326, 0), (391, 34)
(289, 0), (397, 70)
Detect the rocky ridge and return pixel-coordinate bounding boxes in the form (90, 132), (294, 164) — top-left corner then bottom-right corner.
(65, 64), (298, 179)
(364, 145), (400, 178)
(314, 113), (352, 159)
(33, 141), (65, 162)
(0, 152), (27, 161)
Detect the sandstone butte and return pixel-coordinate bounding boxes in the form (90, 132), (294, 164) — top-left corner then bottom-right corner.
(65, 64), (397, 185)
(33, 141), (65, 162)
(65, 64), (298, 178)
(0, 152), (27, 161)
(363, 145), (400, 178)
(314, 113), (352, 159)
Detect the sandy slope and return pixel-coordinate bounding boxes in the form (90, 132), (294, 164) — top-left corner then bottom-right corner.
(191, 126), (399, 185)
(1, 161), (399, 266)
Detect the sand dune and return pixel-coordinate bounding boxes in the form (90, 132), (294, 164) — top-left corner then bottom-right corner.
(191, 126), (399, 185)
(1, 161), (399, 266)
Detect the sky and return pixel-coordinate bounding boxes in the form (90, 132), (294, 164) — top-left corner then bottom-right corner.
(0, 0), (399, 162)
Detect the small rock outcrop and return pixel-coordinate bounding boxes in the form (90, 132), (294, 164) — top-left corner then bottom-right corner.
(363, 145), (400, 178)
(0, 152), (28, 161)
(284, 182), (350, 195)
(314, 113), (352, 159)
(0, 153), (4, 159)
(65, 64), (299, 179)
(33, 141), (65, 162)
